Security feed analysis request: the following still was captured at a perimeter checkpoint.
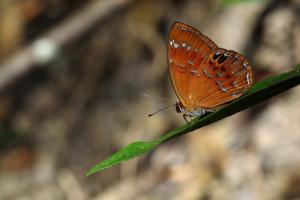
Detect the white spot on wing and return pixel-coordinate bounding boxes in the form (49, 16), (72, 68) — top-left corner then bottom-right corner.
(246, 72), (251, 85)
(216, 72), (222, 77)
(174, 42), (179, 48)
(187, 60), (194, 65)
(175, 63), (186, 69)
(231, 91), (242, 97)
(203, 68), (213, 79)
(232, 80), (238, 87)
(190, 69), (197, 74)
(216, 80), (227, 92)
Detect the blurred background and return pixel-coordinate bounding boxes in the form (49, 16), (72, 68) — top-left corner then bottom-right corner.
(0, 0), (299, 199)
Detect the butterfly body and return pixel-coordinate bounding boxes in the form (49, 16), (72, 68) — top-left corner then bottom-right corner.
(175, 101), (208, 117)
(168, 22), (253, 117)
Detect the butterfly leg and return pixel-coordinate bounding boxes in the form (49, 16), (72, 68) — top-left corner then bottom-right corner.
(183, 113), (192, 125)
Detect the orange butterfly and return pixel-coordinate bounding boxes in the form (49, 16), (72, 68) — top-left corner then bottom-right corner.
(168, 21), (253, 119)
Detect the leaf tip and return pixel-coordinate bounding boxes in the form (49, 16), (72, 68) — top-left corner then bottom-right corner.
(86, 167), (97, 177)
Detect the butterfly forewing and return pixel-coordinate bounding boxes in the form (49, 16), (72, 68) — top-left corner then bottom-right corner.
(168, 22), (218, 109)
(168, 21), (253, 112)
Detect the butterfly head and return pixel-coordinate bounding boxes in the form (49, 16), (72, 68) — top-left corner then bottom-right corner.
(175, 102), (185, 113)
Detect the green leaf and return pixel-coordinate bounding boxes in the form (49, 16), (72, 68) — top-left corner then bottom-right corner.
(86, 64), (300, 176)
(86, 141), (159, 176)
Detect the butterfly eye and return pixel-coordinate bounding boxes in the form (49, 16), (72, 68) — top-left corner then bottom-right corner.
(175, 102), (183, 113)
(217, 54), (228, 64)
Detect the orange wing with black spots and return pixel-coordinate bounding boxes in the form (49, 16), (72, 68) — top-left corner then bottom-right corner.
(168, 21), (253, 112)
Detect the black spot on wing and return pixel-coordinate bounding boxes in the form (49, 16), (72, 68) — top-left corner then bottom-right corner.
(218, 54), (228, 64)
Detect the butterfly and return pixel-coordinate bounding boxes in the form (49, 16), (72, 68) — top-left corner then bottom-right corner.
(168, 21), (253, 119)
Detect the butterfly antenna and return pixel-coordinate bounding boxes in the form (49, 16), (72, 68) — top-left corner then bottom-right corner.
(148, 104), (174, 117)
(140, 93), (172, 102)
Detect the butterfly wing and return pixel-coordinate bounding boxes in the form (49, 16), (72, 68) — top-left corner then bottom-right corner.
(188, 49), (253, 108)
(168, 21), (218, 109)
(168, 21), (253, 111)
